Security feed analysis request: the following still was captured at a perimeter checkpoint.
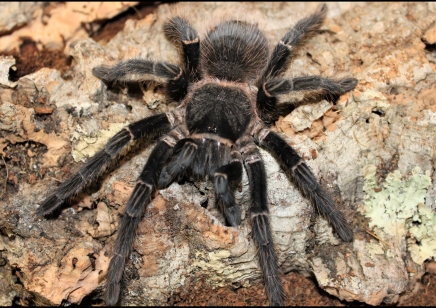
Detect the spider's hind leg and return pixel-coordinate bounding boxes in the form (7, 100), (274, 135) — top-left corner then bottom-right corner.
(257, 3), (327, 86)
(257, 75), (358, 122)
(93, 59), (188, 102)
(164, 16), (200, 80)
(263, 76), (357, 98)
(255, 4), (357, 123)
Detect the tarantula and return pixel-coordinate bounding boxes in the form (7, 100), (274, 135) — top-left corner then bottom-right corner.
(37, 4), (356, 306)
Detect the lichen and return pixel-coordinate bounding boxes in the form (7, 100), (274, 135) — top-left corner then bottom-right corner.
(408, 203), (436, 264)
(361, 165), (433, 264)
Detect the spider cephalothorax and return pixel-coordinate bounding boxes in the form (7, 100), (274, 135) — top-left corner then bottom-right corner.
(37, 4), (357, 306)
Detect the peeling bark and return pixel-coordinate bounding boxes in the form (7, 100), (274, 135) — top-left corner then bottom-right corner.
(0, 2), (435, 306)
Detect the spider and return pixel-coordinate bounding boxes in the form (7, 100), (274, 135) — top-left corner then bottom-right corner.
(37, 4), (356, 306)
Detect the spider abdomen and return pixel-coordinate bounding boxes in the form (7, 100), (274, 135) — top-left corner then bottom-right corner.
(201, 20), (269, 82)
(186, 83), (252, 142)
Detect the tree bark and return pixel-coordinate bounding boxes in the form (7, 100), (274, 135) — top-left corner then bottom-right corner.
(0, 2), (435, 306)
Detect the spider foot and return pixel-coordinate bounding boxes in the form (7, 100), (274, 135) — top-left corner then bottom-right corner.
(224, 204), (241, 227)
(36, 194), (63, 216)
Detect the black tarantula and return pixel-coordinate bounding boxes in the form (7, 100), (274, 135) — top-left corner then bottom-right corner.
(37, 4), (357, 306)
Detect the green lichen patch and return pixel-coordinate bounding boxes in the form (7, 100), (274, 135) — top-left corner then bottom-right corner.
(361, 165), (433, 264)
(408, 203), (436, 264)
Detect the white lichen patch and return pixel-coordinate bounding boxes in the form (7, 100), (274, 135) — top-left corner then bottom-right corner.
(72, 121), (129, 162)
(408, 203), (436, 264)
(361, 165), (433, 264)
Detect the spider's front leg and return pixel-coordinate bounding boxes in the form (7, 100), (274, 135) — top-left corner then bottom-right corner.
(106, 128), (185, 305)
(37, 113), (171, 215)
(255, 126), (353, 242)
(238, 137), (284, 306)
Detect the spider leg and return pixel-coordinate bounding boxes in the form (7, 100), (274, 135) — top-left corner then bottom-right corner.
(37, 113), (171, 216)
(258, 4), (327, 85)
(264, 76), (358, 96)
(239, 138), (284, 306)
(257, 75), (358, 123)
(256, 4), (328, 122)
(255, 127), (353, 242)
(105, 138), (175, 306)
(158, 138), (243, 226)
(157, 138), (198, 188)
(213, 150), (243, 226)
(164, 16), (200, 80)
(93, 59), (188, 101)
(166, 138), (198, 176)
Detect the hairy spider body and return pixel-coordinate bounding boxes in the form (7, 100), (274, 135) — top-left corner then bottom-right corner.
(186, 82), (252, 141)
(37, 4), (357, 306)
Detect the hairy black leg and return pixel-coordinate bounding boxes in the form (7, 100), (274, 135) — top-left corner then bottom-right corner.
(213, 151), (243, 226)
(256, 4), (327, 122)
(274, 76), (357, 110)
(164, 16), (200, 81)
(239, 139), (284, 306)
(106, 140), (174, 305)
(256, 127), (353, 242)
(37, 114), (171, 216)
(257, 4), (327, 86)
(166, 138), (198, 175)
(157, 138), (198, 188)
(257, 76), (358, 123)
(92, 59), (188, 101)
(264, 76), (358, 96)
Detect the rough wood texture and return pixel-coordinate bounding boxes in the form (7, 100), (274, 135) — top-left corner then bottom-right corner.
(0, 2), (435, 306)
